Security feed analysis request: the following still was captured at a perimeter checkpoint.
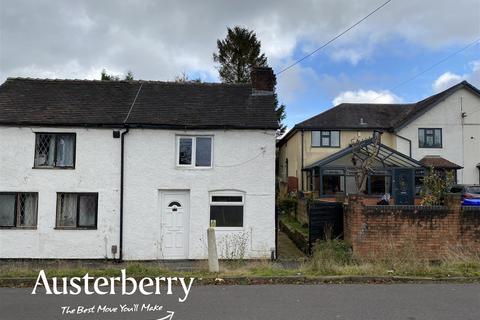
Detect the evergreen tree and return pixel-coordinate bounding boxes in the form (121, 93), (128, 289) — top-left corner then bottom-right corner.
(213, 26), (267, 83)
(213, 26), (286, 136)
(100, 69), (134, 81)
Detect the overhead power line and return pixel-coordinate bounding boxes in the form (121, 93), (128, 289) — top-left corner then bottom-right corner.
(276, 0), (393, 76)
(372, 37), (480, 102)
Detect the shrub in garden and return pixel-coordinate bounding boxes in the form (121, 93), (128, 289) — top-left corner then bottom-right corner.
(420, 167), (454, 205)
(278, 197), (298, 216)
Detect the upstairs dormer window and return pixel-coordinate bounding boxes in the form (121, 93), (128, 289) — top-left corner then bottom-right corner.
(312, 131), (340, 147)
(177, 136), (213, 168)
(34, 133), (76, 168)
(418, 128), (442, 148)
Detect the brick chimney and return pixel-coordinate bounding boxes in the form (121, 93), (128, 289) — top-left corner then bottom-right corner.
(251, 67), (276, 94)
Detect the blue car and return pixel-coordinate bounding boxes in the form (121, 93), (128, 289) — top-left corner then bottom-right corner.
(450, 185), (480, 206)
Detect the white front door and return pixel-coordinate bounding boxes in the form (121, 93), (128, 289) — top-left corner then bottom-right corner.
(161, 191), (189, 259)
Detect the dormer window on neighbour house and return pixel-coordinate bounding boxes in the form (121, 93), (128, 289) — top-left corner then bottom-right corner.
(34, 133), (76, 168)
(311, 130), (340, 147)
(177, 136), (213, 168)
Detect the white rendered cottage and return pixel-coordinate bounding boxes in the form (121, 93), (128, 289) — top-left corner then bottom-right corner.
(0, 67), (277, 260)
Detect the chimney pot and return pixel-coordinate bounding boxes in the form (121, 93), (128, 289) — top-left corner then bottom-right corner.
(251, 67), (276, 94)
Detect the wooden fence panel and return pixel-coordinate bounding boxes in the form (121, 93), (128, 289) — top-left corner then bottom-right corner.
(308, 201), (343, 254)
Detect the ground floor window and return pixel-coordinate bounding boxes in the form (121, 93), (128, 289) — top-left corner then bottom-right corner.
(56, 193), (98, 229)
(368, 175), (392, 195)
(209, 192), (244, 227)
(320, 168), (396, 196)
(321, 169), (345, 195)
(306, 169), (321, 193)
(0, 192), (38, 228)
(415, 169), (426, 196)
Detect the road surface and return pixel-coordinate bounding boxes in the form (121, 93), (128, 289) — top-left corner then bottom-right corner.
(1, 284), (479, 319)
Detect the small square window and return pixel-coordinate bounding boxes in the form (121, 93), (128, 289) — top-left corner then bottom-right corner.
(177, 136), (213, 168)
(312, 131), (340, 147)
(419, 128), (442, 148)
(34, 133), (76, 168)
(56, 193), (98, 229)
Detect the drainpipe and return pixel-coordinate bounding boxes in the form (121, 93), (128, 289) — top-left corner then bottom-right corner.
(301, 130), (304, 190)
(119, 127), (129, 261)
(118, 83), (142, 261)
(460, 96), (465, 183)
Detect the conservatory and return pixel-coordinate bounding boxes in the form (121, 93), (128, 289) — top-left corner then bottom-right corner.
(303, 138), (426, 205)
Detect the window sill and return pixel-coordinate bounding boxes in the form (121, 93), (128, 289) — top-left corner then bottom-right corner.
(176, 166), (213, 170)
(215, 227), (244, 232)
(320, 193), (345, 197)
(54, 227), (97, 230)
(0, 226), (37, 230)
(32, 166), (75, 170)
(418, 146), (442, 149)
(310, 146), (341, 148)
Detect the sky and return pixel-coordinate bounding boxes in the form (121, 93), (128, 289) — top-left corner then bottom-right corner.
(0, 0), (479, 130)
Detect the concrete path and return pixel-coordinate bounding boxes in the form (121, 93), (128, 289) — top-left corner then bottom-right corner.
(277, 230), (306, 260)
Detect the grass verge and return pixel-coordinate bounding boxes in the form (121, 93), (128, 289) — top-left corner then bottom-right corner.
(304, 240), (480, 278)
(1, 241), (480, 280)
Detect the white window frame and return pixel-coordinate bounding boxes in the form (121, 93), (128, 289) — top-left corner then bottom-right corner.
(209, 190), (245, 231)
(176, 135), (214, 169)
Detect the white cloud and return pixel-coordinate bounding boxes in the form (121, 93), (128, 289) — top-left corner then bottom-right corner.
(1, 0), (479, 83)
(432, 72), (463, 92)
(332, 89), (402, 105)
(468, 60), (480, 87)
(432, 60), (480, 92)
(471, 60), (480, 72)
(330, 48), (365, 65)
(276, 62), (319, 103)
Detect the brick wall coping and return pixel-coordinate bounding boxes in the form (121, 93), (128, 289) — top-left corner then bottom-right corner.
(461, 206), (480, 211)
(364, 205), (449, 211)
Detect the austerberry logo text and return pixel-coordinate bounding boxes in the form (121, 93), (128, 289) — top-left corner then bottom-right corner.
(31, 269), (195, 302)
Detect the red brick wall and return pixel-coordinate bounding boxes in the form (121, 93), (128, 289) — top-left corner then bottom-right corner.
(344, 194), (480, 259)
(287, 176), (298, 192)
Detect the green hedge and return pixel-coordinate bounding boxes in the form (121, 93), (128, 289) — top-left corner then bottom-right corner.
(278, 197), (298, 216)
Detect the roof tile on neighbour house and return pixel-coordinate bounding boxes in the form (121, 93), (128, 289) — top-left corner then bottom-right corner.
(420, 155), (463, 169)
(278, 80), (480, 146)
(0, 78), (278, 129)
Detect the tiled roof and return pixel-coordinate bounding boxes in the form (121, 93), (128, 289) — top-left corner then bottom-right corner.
(278, 80), (480, 146)
(0, 78), (277, 129)
(295, 81), (480, 131)
(420, 156), (463, 169)
(294, 103), (414, 130)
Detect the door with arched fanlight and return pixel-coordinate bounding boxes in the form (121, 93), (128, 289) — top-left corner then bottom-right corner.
(161, 191), (189, 259)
